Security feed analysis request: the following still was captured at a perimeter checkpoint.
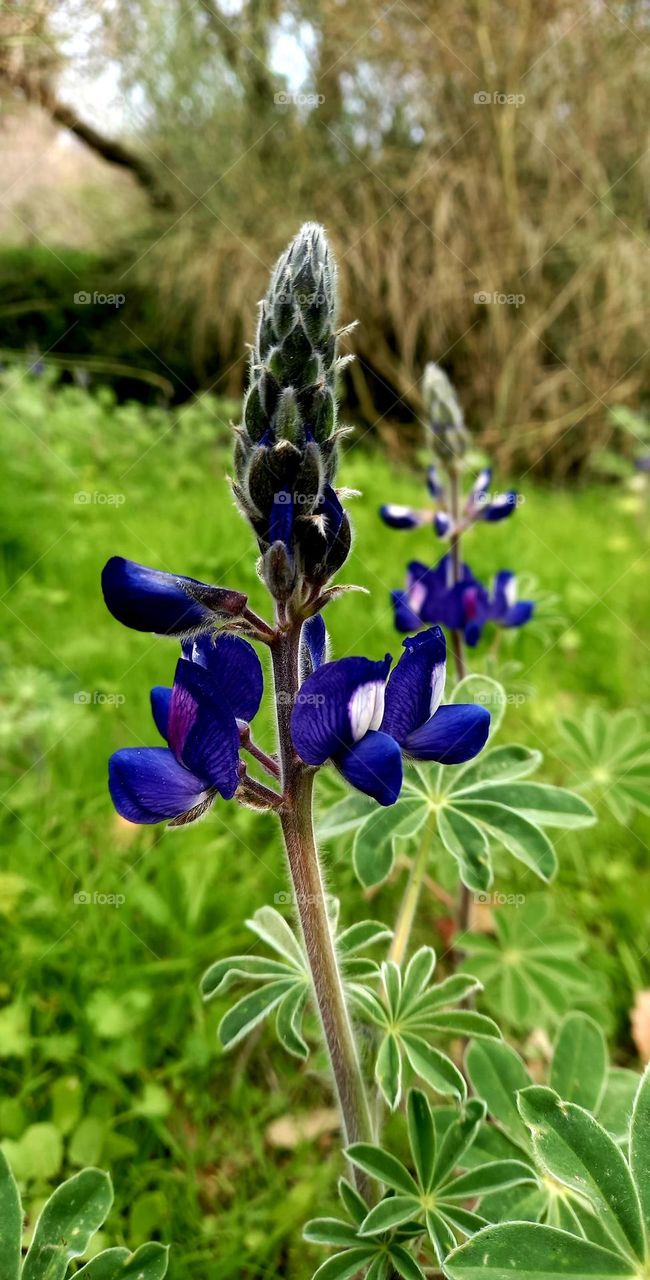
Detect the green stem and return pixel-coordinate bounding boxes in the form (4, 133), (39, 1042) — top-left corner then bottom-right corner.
(447, 464), (471, 946)
(448, 464), (467, 683)
(388, 822), (432, 968)
(271, 623), (374, 1189)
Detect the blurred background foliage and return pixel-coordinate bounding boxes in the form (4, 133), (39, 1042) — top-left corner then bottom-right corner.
(1, 0), (648, 474)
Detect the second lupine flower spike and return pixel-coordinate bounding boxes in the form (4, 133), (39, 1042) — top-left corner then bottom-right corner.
(232, 223), (353, 604)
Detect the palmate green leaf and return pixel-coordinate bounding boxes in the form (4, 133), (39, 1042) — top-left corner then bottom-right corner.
(246, 905), (305, 967)
(352, 799), (429, 889)
(629, 1063), (650, 1228)
(200, 954), (295, 998)
(517, 1086), (645, 1261)
(557, 706), (650, 824)
(205, 900), (389, 1059)
(439, 1160), (535, 1199)
(337, 1177), (367, 1227)
(453, 801), (557, 880)
(0, 1150), (20, 1280)
(389, 1244), (427, 1279)
(433, 1099), (486, 1186)
(460, 899), (597, 1033)
(355, 946), (488, 1109)
(444, 745), (543, 792)
(437, 807), (492, 893)
(401, 1034), (467, 1101)
(74, 1251), (131, 1277)
(303, 1218), (364, 1248)
(465, 1040), (532, 1153)
(458, 783), (596, 830)
(22, 1167), (113, 1280)
(275, 984), (309, 1058)
(550, 1013), (608, 1112)
(444, 1222), (635, 1279)
(407, 1089), (436, 1191)
(76, 1244), (170, 1279)
(401, 947), (437, 1005)
(219, 979), (297, 1049)
(598, 1069), (640, 1144)
(359, 1196), (421, 1236)
(317, 792), (375, 839)
(337, 920), (393, 955)
(427, 1206), (457, 1264)
(346, 1145), (419, 1196)
(376, 1033), (402, 1109)
(413, 1011), (500, 1040)
(312, 1246), (376, 1280)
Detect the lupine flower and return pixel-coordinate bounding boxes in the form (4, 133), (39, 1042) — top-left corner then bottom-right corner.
(391, 555), (533, 647)
(291, 626), (489, 804)
(102, 556), (248, 636)
(489, 571), (534, 629)
(231, 223), (352, 600)
(109, 634), (263, 825)
(465, 467), (518, 523)
(379, 462), (518, 540)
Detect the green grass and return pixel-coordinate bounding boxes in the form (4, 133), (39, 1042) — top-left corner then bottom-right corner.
(0, 370), (648, 1276)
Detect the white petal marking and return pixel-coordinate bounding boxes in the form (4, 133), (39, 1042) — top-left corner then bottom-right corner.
(430, 660), (446, 716)
(408, 582), (427, 616)
(349, 681), (385, 741)
(504, 575), (517, 607)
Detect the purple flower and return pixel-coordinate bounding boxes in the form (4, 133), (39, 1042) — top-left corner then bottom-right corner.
(102, 557), (247, 636)
(391, 555), (532, 647)
(465, 468), (518, 523)
(489, 571), (534, 629)
(109, 634), (263, 825)
(379, 463), (519, 541)
(379, 504), (432, 530)
(290, 626), (489, 805)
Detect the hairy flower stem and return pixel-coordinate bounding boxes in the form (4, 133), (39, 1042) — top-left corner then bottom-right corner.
(271, 623), (374, 1193)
